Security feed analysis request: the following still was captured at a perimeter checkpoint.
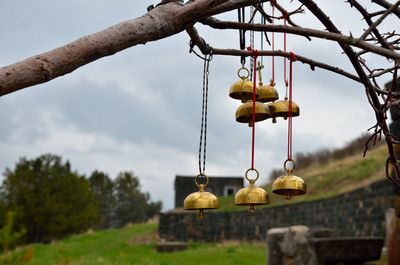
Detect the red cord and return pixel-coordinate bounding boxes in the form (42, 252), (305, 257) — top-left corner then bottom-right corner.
(287, 52), (296, 160)
(271, 3), (275, 83)
(247, 47), (258, 169)
(283, 16), (287, 88)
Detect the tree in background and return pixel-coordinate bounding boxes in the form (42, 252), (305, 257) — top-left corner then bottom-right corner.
(89, 171), (115, 229)
(114, 172), (162, 227)
(1, 154), (98, 243)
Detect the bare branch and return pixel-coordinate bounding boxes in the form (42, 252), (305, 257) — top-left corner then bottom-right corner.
(210, 47), (361, 82)
(200, 17), (400, 60)
(371, 0), (400, 19)
(346, 0), (391, 49)
(360, 0), (400, 40)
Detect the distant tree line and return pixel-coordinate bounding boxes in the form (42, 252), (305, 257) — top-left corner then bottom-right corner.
(0, 154), (161, 246)
(268, 133), (383, 181)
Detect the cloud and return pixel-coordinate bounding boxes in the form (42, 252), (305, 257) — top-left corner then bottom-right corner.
(0, 0), (387, 210)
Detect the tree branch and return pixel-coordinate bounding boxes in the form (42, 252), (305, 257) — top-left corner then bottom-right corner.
(209, 48), (361, 82)
(200, 17), (400, 60)
(360, 0), (400, 40)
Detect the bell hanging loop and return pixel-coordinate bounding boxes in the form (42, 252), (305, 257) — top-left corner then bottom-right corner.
(272, 159), (307, 199)
(184, 174), (219, 219)
(229, 66), (259, 101)
(235, 168), (269, 213)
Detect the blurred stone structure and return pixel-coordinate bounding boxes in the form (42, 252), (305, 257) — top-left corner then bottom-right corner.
(160, 179), (395, 242)
(266, 225), (383, 265)
(174, 175), (243, 208)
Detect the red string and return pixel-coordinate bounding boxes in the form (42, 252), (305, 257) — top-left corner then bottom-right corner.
(287, 52), (296, 160)
(247, 47), (258, 169)
(271, 3), (275, 83)
(283, 16), (287, 88)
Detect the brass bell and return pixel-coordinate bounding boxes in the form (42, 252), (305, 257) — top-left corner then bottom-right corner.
(267, 97), (300, 123)
(184, 175), (219, 218)
(229, 66), (259, 101)
(256, 62), (279, 103)
(272, 159), (307, 199)
(235, 168), (269, 213)
(235, 101), (270, 126)
(258, 80), (279, 103)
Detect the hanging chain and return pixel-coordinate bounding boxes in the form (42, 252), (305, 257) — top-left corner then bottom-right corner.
(249, 6), (255, 81)
(238, 7), (246, 66)
(198, 53), (212, 176)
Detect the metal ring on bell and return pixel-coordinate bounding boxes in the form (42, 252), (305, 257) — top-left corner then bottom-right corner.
(235, 168), (269, 213)
(229, 67), (259, 101)
(272, 159), (307, 199)
(183, 174), (219, 218)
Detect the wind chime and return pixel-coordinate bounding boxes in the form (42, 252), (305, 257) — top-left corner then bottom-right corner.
(271, 11), (306, 199)
(229, 2), (306, 209)
(183, 54), (219, 218)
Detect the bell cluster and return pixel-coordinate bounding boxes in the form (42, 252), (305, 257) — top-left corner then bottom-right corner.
(230, 66), (299, 126)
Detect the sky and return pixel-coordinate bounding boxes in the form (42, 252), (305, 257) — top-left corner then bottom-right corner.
(0, 0), (395, 211)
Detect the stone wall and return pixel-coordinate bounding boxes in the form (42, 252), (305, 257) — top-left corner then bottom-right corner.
(159, 179), (396, 242)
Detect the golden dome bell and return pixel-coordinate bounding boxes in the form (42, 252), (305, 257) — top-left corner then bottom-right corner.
(272, 159), (307, 199)
(258, 80), (279, 103)
(235, 101), (270, 126)
(184, 175), (219, 218)
(235, 168), (269, 213)
(267, 97), (300, 123)
(229, 66), (259, 101)
(256, 62), (279, 103)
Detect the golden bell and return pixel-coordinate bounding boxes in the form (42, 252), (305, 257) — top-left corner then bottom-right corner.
(229, 67), (259, 101)
(235, 169), (269, 213)
(267, 97), (300, 123)
(235, 101), (270, 126)
(272, 160), (307, 199)
(184, 175), (219, 218)
(258, 80), (279, 103)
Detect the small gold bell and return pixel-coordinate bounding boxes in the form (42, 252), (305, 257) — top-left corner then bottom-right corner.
(184, 175), (219, 218)
(229, 66), (259, 101)
(272, 159), (307, 199)
(258, 80), (279, 103)
(235, 101), (270, 126)
(235, 168), (269, 213)
(256, 62), (279, 103)
(267, 97), (300, 123)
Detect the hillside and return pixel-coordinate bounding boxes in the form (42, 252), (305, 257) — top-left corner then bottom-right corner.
(3, 222), (265, 265)
(218, 143), (388, 211)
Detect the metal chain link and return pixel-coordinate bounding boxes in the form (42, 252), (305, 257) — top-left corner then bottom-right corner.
(198, 54), (212, 176)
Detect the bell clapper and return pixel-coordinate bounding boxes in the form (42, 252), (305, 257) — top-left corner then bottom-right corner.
(198, 209), (205, 219)
(249, 205), (256, 213)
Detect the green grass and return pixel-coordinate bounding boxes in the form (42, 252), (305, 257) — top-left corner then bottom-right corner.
(2, 222), (266, 265)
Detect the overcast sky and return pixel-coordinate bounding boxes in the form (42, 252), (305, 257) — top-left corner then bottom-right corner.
(0, 0), (396, 210)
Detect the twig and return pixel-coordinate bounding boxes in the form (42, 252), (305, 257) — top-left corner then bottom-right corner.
(360, 0), (400, 40)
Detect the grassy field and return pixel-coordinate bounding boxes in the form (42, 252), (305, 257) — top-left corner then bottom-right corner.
(2, 222), (266, 265)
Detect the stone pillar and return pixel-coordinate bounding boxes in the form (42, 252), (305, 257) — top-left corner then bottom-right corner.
(388, 77), (400, 265)
(387, 209), (400, 265)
